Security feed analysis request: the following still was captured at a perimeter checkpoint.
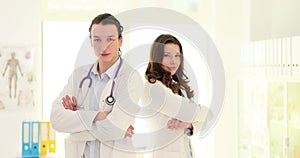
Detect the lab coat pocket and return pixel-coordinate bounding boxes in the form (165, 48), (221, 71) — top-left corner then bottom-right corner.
(65, 138), (77, 158)
(65, 138), (86, 158)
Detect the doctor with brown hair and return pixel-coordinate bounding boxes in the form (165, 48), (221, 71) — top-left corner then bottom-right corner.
(141, 34), (209, 158)
(51, 13), (143, 158)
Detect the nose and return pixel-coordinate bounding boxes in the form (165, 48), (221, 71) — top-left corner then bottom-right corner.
(99, 42), (108, 53)
(99, 40), (114, 53)
(170, 56), (175, 65)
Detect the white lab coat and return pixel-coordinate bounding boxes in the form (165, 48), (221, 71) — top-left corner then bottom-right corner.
(50, 60), (143, 158)
(136, 81), (209, 158)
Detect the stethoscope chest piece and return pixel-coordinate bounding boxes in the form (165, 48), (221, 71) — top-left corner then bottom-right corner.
(105, 96), (115, 106)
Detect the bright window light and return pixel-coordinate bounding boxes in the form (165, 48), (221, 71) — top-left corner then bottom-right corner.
(42, 21), (90, 157)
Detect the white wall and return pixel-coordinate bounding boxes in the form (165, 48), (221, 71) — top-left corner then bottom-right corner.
(212, 0), (244, 157)
(0, 0), (41, 157)
(250, 0), (300, 40)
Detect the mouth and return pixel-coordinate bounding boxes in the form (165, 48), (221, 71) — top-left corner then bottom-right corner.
(168, 67), (177, 71)
(100, 53), (109, 57)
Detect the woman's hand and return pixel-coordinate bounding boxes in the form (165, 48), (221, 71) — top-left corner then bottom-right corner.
(62, 95), (77, 111)
(167, 119), (192, 130)
(124, 125), (134, 138)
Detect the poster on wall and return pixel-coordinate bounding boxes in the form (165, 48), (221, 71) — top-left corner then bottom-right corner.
(0, 46), (36, 111)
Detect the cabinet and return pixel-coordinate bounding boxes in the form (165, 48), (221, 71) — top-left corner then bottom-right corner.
(238, 36), (300, 158)
(237, 80), (300, 158)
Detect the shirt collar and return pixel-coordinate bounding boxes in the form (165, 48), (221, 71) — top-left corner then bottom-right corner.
(91, 57), (121, 79)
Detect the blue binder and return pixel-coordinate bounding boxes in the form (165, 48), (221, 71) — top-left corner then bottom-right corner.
(22, 121), (31, 157)
(31, 121), (40, 157)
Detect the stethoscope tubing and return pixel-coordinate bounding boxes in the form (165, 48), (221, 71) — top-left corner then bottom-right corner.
(79, 58), (123, 106)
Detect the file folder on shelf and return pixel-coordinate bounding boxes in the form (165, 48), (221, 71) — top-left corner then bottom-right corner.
(31, 121), (40, 157)
(49, 124), (56, 153)
(40, 121), (49, 156)
(21, 121), (56, 157)
(22, 121), (31, 157)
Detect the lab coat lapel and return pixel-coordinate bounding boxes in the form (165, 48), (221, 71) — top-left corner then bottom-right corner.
(75, 65), (94, 110)
(82, 83), (92, 110)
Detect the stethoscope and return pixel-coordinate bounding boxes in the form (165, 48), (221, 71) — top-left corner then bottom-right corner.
(79, 57), (123, 106)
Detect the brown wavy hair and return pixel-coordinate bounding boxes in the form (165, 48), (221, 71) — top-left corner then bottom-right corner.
(145, 34), (194, 99)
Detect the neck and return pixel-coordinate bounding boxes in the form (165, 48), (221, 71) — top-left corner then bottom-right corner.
(98, 57), (119, 75)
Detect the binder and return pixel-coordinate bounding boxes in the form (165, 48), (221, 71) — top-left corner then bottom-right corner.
(287, 37), (292, 76)
(282, 38), (286, 76)
(277, 38), (282, 76)
(31, 121), (40, 157)
(22, 121), (31, 157)
(273, 39), (278, 76)
(266, 40), (271, 76)
(258, 41), (265, 75)
(49, 124), (56, 153)
(292, 36), (300, 76)
(40, 122), (50, 156)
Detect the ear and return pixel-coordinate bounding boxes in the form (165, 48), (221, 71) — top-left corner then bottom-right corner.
(90, 36), (93, 47)
(119, 36), (123, 47)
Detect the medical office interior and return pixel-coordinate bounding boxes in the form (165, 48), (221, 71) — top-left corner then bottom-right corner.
(0, 0), (300, 157)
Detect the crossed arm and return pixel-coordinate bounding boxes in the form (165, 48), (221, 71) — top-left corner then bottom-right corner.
(61, 95), (134, 138)
(50, 68), (138, 141)
(142, 81), (208, 133)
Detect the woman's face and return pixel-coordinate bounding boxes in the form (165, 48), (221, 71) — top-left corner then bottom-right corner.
(90, 23), (122, 64)
(161, 43), (181, 76)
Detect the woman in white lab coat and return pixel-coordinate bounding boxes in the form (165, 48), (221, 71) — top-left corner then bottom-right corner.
(140, 34), (208, 158)
(50, 13), (143, 158)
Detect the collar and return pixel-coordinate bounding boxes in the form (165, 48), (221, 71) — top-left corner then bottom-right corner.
(91, 57), (121, 79)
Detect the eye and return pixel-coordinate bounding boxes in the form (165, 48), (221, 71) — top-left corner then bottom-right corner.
(175, 54), (181, 57)
(107, 38), (115, 42)
(93, 38), (100, 42)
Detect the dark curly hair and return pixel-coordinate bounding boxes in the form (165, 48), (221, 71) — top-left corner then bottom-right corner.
(145, 34), (194, 99)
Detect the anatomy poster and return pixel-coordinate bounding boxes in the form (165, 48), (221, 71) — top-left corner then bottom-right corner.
(0, 47), (36, 110)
